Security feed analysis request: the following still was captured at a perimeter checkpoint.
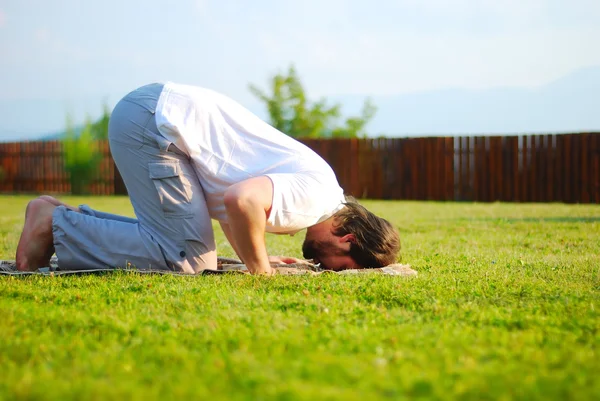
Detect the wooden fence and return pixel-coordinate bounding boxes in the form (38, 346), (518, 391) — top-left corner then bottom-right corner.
(0, 141), (116, 195)
(0, 133), (599, 202)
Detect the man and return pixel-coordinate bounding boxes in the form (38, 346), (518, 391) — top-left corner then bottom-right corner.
(16, 82), (400, 275)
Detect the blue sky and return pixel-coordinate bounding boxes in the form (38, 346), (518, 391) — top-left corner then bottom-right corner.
(0, 0), (599, 140)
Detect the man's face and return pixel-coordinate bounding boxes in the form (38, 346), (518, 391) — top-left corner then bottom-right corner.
(302, 238), (358, 271)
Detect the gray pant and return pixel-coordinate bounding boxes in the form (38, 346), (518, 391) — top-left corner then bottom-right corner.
(52, 83), (216, 273)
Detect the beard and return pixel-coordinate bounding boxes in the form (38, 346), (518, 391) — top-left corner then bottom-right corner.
(301, 239), (323, 260)
(302, 239), (346, 261)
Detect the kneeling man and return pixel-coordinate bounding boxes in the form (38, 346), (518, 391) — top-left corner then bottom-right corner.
(16, 82), (400, 274)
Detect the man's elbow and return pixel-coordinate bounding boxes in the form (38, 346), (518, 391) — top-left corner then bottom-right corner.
(224, 188), (256, 215)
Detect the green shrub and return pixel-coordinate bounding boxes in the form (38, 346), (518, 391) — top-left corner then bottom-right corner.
(62, 116), (101, 195)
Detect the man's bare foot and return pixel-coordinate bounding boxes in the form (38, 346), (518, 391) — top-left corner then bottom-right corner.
(15, 198), (57, 271)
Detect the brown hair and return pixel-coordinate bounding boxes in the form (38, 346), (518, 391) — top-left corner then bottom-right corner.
(332, 197), (401, 268)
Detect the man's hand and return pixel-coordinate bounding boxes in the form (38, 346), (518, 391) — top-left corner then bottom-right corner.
(223, 177), (274, 275)
(268, 256), (311, 265)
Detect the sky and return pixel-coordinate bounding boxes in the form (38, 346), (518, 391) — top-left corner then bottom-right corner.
(0, 0), (599, 140)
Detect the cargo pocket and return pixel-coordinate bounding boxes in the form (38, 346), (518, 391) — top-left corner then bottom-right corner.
(149, 162), (194, 218)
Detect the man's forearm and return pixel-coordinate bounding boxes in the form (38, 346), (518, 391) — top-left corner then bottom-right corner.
(222, 176), (275, 275)
(224, 197), (272, 274)
(219, 221), (244, 262)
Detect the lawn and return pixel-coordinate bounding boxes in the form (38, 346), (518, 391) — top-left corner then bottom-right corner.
(0, 195), (598, 400)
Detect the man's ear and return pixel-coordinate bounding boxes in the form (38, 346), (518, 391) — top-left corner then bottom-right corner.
(339, 234), (356, 244)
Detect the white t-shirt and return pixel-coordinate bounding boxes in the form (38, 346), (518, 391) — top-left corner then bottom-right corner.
(154, 82), (345, 234)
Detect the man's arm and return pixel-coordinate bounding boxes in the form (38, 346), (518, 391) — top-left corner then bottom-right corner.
(219, 220), (246, 263)
(220, 221), (308, 265)
(223, 176), (274, 275)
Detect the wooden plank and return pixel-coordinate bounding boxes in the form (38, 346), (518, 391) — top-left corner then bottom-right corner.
(466, 137), (473, 201)
(385, 139), (393, 199)
(429, 138), (437, 200)
(580, 133), (589, 203)
(488, 137), (495, 201)
(540, 135), (548, 202)
(545, 135), (554, 202)
(545, 135), (553, 202)
(39, 141), (46, 193)
(374, 138), (383, 199)
(349, 138), (359, 197)
(571, 134), (580, 202)
(380, 138), (388, 199)
(17, 142), (24, 192)
(421, 138), (428, 200)
(564, 134), (572, 203)
(473, 137), (479, 201)
(55, 141), (64, 194)
(401, 139), (409, 199)
(490, 136), (501, 201)
(382, 138), (391, 199)
(446, 137), (453, 201)
(526, 135), (534, 202)
(500, 137), (507, 201)
(484, 137), (491, 202)
(399, 139), (405, 199)
(427, 137), (433, 200)
(445, 137), (454, 200)
(0, 142), (6, 192)
(32, 141), (39, 192)
(436, 138), (442, 200)
(502, 136), (512, 202)
(363, 139), (372, 199)
(357, 139), (364, 198)
(5, 142), (12, 192)
(510, 136), (518, 201)
(474, 137), (485, 201)
(422, 137), (428, 200)
(537, 135), (544, 202)
(501, 136), (508, 202)
(416, 138), (422, 200)
(46, 141), (53, 193)
(531, 136), (538, 202)
(476, 137), (483, 201)
(410, 138), (418, 200)
(553, 135), (561, 201)
(392, 139), (402, 199)
(411, 138), (420, 200)
(535, 135), (546, 202)
(531, 135), (539, 202)
(457, 137), (464, 200)
(590, 134), (599, 203)
(434, 138), (442, 200)
(520, 135), (527, 202)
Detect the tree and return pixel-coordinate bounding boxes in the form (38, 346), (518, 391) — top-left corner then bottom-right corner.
(62, 115), (102, 195)
(90, 101), (111, 140)
(60, 103), (111, 194)
(249, 65), (376, 138)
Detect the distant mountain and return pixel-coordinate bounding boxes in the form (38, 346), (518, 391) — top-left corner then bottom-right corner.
(40, 129), (71, 141)
(0, 96), (109, 142)
(332, 65), (600, 136)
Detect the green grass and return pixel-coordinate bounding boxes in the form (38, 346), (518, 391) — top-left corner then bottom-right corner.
(0, 195), (598, 400)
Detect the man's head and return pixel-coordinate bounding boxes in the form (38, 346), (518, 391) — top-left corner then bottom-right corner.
(302, 198), (400, 271)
